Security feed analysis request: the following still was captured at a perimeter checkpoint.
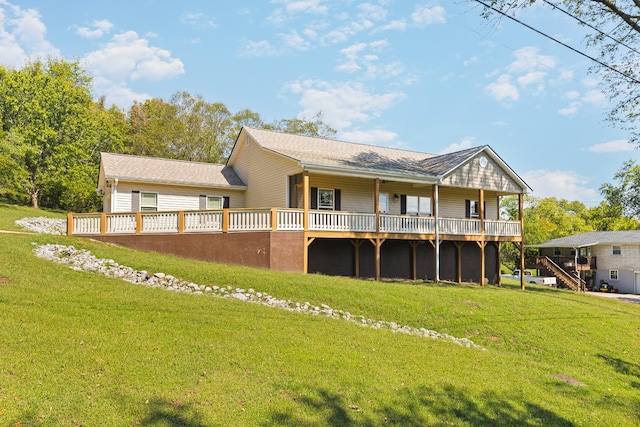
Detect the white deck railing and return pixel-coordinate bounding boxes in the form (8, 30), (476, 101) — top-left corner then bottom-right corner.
(309, 211), (376, 232)
(277, 209), (304, 230)
(484, 219), (521, 236)
(69, 209), (521, 239)
(380, 214), (435, 234)
(229, 209), (272, 231)
(438, 218), (481, 235)
(184, 211), (223, 232)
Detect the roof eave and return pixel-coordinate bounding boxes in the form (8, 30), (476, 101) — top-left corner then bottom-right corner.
(302, 162), (440, 185)
(103, 176), (247, 190)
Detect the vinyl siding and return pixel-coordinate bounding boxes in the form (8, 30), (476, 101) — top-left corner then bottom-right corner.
(441, 154), (522, 193)
(112, 182), (245, 212)
(230, 134), (302, 208)
(438, 187), (499, 220)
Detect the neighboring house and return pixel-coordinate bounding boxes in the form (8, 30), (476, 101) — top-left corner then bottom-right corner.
(70, 127), (531, 283)
(530, 231), (640, 294)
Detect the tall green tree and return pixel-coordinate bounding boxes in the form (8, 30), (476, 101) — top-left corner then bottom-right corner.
(0, 58), (122, 210)
(480, 0), (640, 144)
(600, 159), (640, 219)
(267, 111), (337, 138)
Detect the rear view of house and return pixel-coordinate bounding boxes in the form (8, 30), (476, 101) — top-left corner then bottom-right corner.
(70, 127), (530, 284)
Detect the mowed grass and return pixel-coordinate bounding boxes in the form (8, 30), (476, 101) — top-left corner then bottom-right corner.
(0, 203), (639, 426)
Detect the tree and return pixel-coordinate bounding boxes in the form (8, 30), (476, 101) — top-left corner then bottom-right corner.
(600, 159), (640, 219)
(479, 0), (640, 144)
(267, 111), (337, 138)
(0, 59), (112, 210)
(582, 201), (638, 230)
(126, 92), (235, 163)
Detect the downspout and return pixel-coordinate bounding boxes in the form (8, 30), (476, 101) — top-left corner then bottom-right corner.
(434, 183), (440, 282)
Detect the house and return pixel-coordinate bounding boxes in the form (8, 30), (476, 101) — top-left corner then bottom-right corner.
(70, 127), (531, 284)
(529, 231), (640, 294)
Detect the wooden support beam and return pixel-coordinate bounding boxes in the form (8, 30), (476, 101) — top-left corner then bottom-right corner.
(303, 171), (309, 231)
(408, 241), (419, 280)
(271, 208), (278, 231)
(222, 209), (229, 233)
(374, 178), (380, 233)
(454, 241), (464, 283)
(350, 239), (364, 278)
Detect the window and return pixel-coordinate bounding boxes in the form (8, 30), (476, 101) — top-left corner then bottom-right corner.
(554, 248), (561, 256)
(469, 201), (480, 218)
(405, 195), (431, 216)
(207, 196), (223, 210)
(379, 193), (389, 214)
(610, 270), (618, 280)
(612, 245), (621, 255)
(318, 189), (334, 210)
(140, 192), (158, 211)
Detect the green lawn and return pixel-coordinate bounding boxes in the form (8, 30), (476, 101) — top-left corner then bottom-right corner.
(1, 203), (639, 426)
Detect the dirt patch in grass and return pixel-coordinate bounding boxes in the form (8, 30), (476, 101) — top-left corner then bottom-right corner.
(0, 276), (9, 284)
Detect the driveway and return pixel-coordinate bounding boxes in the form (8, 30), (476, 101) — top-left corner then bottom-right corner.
(589, 292), (640, 304)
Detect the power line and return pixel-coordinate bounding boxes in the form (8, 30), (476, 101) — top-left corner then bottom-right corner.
(474, 0), (640, 85)
(542, 0), (640, 58)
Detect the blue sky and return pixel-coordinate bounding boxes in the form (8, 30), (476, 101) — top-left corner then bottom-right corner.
(1, 0), (637, 206)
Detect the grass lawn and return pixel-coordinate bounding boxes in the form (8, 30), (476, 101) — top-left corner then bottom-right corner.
(1, 203), (639, 426)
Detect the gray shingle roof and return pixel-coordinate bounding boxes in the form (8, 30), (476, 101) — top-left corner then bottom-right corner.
(531, 231), (640, 248)
(100, 153), (245, 188)
(240, 127), (487, 180)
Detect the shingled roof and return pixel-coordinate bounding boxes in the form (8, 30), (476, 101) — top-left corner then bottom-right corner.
(236, 127), (527, 189)
(530, 230), (640, 248)
(100, 153), (245, 188)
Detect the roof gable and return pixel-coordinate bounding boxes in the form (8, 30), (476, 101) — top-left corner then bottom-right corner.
(100, 153), (246, 188)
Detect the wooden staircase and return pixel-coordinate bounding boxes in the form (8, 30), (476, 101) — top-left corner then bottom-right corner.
(536, 256), (585, 292)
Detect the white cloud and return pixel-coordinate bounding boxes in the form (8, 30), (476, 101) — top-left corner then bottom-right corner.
(522, 169), (598, 202)
(335, 39), (399, 78)
(558, 101), (581, 116)
(0, 1), (59, 67)
(91, 75), (151, 109)
(411, 5), (446, 27)
(486, 74), (519, 102)
(180, 11), (217, 30)
(507, 46), (555, 74)
(281, 30), (311, 51)
(440, 137), (475, 154)
(582, 89), (606, 105)
(564, 90), (580, 100)
(587, 139), (635, 153)
(238, 39), (282, 57)
(268, 0), (328, 24)
(75, 19), (113, 39)
(379, 19), (408, 31)
(284, 79), (405, 129)
(83, 31), (184, 81)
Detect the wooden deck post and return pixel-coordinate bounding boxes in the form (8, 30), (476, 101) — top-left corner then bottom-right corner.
(178, 211), (185, 233)
(135, 212), (142, 234)
(66, 213), (74, 235)
(303, 171), (309, 231)
(100, 212), (107, 235)
(271, 208), (278, 231)
(351, 240), (364, 278)
(222, 209), (229, 233)
(477, 241), (486, 286)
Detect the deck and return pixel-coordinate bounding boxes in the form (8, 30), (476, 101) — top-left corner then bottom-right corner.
(68, 208), (522, 240)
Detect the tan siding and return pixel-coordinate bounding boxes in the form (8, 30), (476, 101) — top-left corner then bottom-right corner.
(438, 187), (499, 219)
(310, 174), (374, 212)
(379, 182), (433, 215)
(112, 182), (245, 212)
(231, 135), (302, 208)
(441, 155), (522, 193)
